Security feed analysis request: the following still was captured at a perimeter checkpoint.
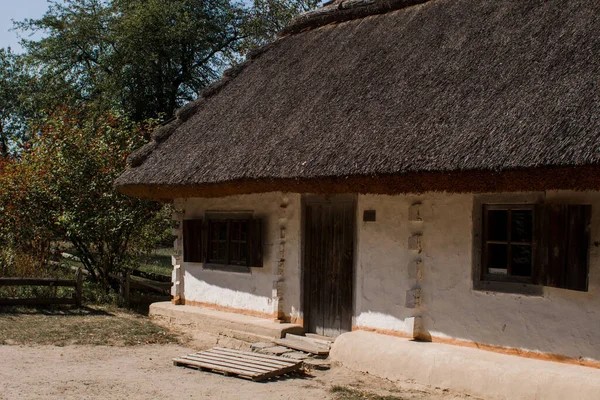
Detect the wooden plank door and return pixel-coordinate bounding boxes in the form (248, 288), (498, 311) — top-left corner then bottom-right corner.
(303, 196), (355, 337)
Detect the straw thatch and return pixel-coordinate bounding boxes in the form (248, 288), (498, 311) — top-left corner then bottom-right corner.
(116, 0), (600, 199)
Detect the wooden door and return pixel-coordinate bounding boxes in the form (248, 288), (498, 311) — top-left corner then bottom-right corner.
(303, 196), (355, 337)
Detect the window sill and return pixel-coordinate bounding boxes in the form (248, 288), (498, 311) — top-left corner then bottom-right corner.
(473, 280), (544, 296)
(202, 264), (251, 274)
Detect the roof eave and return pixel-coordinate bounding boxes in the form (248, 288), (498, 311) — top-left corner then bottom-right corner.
(115, 165), (600, 200)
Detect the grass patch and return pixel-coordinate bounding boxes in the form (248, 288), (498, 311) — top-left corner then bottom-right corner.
(137, 247), (173, 277)
(330, 386), (407, 400)
(0, 305), (180, 346)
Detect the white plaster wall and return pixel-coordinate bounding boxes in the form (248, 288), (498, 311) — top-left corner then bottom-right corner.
(180, 192), (302, 318)
(355, 194), (422, 333)
(357, 191), (600, 361)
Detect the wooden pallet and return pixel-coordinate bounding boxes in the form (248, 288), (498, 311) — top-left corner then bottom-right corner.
(173, 347), (303, 382)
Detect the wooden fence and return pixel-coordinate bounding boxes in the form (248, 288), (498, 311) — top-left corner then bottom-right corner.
(0, 268), (83, 307)
(110, 270), (172, 306)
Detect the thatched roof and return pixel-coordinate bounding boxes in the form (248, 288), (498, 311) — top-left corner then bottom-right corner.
(116, 0), (600, 199)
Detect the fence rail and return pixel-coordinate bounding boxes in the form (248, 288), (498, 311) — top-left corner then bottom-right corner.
(0, 268), (83, 307)
(109, 271), (172, 306)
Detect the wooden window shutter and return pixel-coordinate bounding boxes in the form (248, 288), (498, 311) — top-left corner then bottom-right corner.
(201, 220), (208, 263)
(246, 218), (263, 267)
(183, 219), (203, 263)
(565, 205), (591, 291)
(537, 204), (591, 291)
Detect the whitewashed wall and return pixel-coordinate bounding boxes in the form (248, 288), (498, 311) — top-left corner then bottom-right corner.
(177, 189), (600, 360)
(356, 191), (600, 361)
(177, 192), (302, 320)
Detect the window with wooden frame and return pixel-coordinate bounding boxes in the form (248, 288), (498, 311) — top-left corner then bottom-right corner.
(182, 216), (263, 268)
(482, 205), (535, 282)
(478, 203), (591, 293)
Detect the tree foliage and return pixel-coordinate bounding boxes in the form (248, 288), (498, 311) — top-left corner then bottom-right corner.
(0, 0), (317, 292)
(16, 0), (317, 122)
(0, 49), (39, 157)
(239, 0), (319, 53)
(0, 109), (169, 285)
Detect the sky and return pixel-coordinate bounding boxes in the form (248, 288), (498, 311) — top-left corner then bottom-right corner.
(0, 0), (52, 52)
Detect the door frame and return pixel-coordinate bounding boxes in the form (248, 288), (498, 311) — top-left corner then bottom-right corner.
(300, 194), (357, 336)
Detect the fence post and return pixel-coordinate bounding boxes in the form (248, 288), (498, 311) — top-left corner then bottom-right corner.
(75, 268), (83, 307)
(124, 270), (131, 307)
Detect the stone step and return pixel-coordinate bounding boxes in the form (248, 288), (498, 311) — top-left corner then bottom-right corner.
(149, 302), (303, 342)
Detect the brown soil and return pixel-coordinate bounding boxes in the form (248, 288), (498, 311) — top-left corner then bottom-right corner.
(0, 344), (476, 400)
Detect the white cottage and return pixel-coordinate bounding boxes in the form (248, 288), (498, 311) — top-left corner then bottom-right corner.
(116, 0), (600, 395)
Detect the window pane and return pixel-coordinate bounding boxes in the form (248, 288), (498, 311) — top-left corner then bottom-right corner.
(218, 223), (227, 241)
(208, 221), (228, 263)
(229, 220), (248, 265)
(511, 210), (532, 243)
(231, 222), (240, 241)
(240, 222), (247, 241)
(487, 243), (508, 273)
(487, 210), (508, 241)
(511, 245), (532, 277)
(240, 243), (247, 261)
(230, 242), (239, 263)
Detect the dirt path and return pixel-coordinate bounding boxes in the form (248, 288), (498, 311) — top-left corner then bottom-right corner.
(0, 344), (472, 400)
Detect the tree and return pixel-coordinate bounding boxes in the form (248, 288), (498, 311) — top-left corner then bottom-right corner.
(0, 108), (168, 287)
(0, 0), (318, 290)
(17, 0), (242, 121)
(239, 0), (319, 54)
(16, 0), (319, 122)
(0, 49), (36, 157)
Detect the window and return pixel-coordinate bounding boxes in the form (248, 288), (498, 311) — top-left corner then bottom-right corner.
(207, 219), (249, 266)
(183, 216), (263, 268)
(482, 205), (534, 282)
(476, 202), (591, 293)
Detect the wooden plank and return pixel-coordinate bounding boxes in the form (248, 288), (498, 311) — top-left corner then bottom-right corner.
(565, 205), (591, 292)
(302, 196), (355, 338)
(200, 350), (292, 369)
(273, 338), (329, 356)
(174, 348), (303, 382)
(124, 271), (131, 307)
(75, 268), (83, 308)
(541, 204), (569, 288)
(186, 351), (277, 372)
(173, 357), (259, 378)
(49, 262), (90, 275)
(304, 333), (335, 344)
(209, 348), (294, 367)
(0, 297), (77, 306)
(183, 219), (203, 263)
(0, 278), (76, 287)
(190, 351), (276, 371)
(285, 334), (332, 348)
(128, 268), (171, 283)
(250, 362), (303, 382)
(128, 294), (171, 303)
(182, 355), (271, 374)
(340, 200), (355, 335)
(128, 278), (171, 293)
(212, 347), (299, 364)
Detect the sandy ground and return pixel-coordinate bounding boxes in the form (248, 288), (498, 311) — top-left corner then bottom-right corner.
(0, 344), (474, 400)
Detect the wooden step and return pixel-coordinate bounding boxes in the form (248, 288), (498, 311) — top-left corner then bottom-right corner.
(304, 333), (336, 344)
(288, 333), (334, 347)
(273, 337), (330, 356)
